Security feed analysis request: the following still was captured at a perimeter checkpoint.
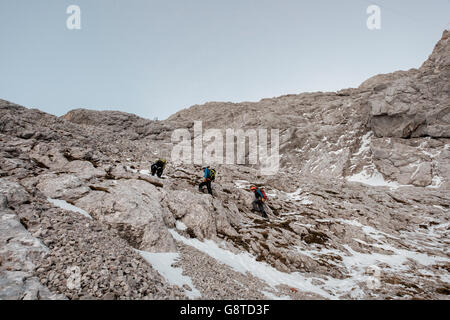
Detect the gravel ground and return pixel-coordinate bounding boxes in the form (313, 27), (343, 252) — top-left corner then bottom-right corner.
(173, 241), (320, 300)
(28, 204), (186, 300)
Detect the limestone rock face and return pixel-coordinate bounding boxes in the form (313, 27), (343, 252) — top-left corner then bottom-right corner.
(0, 179), (65, 300)
(167, 30), (450, 189)
(74, 179), (177, 253)
(368, 30), (450, 139)
(0, 31), (449, 300)
(37, 174), (91, 202)
(166, 191), (218, 240)
(64, 161), (105, 181)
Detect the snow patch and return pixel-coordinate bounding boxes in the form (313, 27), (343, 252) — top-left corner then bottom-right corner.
(353, 132), (372, 156)
(234, 180), (251, 189)
(126, 166), (154, 177)
(300, 198), (313, 205)
(347, 166), (401, 189)
(137, 250), (201, 299)
(336, 219), (400, 241)
(176, 221), (188, 231)
(433, 205), (447, 212)
(285, 188), (313, 205)
(47, 198), (92, 219)
(139, 169), (151, 176)
(315, 218), (333, 223)
(285, 188), (302, 201)
(125, 166), (138, 173)
(427, 175), (443, 189)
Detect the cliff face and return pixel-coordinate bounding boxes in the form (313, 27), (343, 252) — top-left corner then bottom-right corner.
(0, 31), (449, 300)
(168, 30), (450, 189)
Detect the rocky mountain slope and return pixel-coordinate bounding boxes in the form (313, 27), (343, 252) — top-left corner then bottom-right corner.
(0, 31), (449, 300)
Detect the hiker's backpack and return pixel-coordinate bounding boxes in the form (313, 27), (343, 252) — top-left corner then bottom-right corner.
(259, 188), (268, 201)
(157, 159), (166, 168)
(209, 168), (216, 181)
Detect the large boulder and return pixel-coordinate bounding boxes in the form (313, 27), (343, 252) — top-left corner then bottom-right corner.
(74, 179), (176, 252)
(64, 160), (105, 181)
(166, 190), (218, 240)
(36, 173), (91, 202)
(29, 143), (69, 170)
(164, 187), (239, 240)
(371, 139), (432, 186)
(0, 178), (30, 208)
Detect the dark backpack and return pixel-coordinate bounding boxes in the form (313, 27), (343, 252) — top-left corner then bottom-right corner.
(155, 159), (166, 168)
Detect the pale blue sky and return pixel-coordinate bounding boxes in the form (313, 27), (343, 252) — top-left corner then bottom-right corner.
(0, 0), (449, 119)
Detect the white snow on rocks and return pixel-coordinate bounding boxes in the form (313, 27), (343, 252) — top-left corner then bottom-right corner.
(427, 175), (443, 189)
(300, 198), (313, 205)
(126, 166), (152, 176)
(286, 188), (303, 201)
(285, 188), (313, 205)
(47, 198), (92, 219)
(336, 218), (400, 241)
(169, 229), (334, 299)
(298, 217), (450, 297)
(137, 250), (201, 299)
(234, 180), (251, 189)
(176, 220), (188, 231)
(170, 213), (450, 300)
(125, 166), (138, 173)
(399, 222), (450, 255)
(354, 132), (373, 156)
(347, 166), (401, 189)
(139, 169), (151, 176)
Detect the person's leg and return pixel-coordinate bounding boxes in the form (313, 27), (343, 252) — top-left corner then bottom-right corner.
(252, 200), (259, 212)
(206, 180), (213, 195)
(157, 168), (163, 178)
(261, 208), (267, 218)
(199, 181), (206, 191)
(258, 201), (267, 217)
(151, 165), (156, 176)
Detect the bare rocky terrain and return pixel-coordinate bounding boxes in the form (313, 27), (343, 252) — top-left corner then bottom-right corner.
(0, 30), (449, 300)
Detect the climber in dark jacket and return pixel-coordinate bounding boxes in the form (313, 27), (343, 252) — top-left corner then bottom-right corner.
(199, 167), (214, 196)
(151, 159), (166, 178)
(250, 185), (268, 218)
